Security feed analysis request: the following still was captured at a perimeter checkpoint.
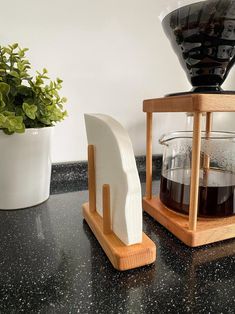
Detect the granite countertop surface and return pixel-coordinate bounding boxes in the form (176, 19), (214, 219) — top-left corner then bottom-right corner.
(0, 181), (235, 314)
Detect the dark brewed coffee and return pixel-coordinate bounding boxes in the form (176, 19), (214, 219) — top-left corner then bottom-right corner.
(160, 168), (235, 217)
(162, 0), (235, 93)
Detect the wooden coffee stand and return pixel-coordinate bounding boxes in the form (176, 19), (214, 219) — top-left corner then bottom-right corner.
(143, 93), (235, 247)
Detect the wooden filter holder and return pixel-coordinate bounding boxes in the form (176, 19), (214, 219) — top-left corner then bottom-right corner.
(143, 94), (235, 247)
(83, 145), (156, 271)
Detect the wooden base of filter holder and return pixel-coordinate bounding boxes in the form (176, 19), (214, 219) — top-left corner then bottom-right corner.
(83, 203), (156, 271)
(143, 197), (235, 247)
(83, 144), (156, 271)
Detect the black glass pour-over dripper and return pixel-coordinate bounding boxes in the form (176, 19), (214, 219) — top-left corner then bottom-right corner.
(162, 0), (235, 95)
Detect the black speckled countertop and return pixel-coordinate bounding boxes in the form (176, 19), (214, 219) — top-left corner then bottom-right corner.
(1, 181), (235, 313)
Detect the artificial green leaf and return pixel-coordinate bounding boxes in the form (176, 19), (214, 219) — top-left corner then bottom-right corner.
(0, 82), (10, 96)
(8, 115), (23, 127)
(17, 85), (32, 96)
(38, 117), (51, 125)
(12, 43), (18, 49)
(2, 47), (11, 54)
(18, 50), (25, 58)
(3, 129), (14, 135)
(9, 71), (19, 78)
(22, 102), (37, 120)
(0, 113), (6, 124)
(2, 111), (15, 116)
(9, 85), (18, 97)
(15, 124), (25, 133)
(0, 93), (6, 110)
(61, 97), (67, 103)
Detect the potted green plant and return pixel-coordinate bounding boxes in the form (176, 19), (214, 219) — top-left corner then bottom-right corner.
(0, 43), (67, 210)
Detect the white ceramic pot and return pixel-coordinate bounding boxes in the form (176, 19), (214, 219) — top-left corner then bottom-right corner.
(0, 127), (53, 210)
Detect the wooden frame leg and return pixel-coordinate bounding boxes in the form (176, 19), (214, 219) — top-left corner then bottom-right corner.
(189, 112), (202, 231)
(146, 112), (153, 199)
(88, 145), (96, 212)
(203, 112), (213, 169)
(206, 112), (213, 134)
(103, 184), (112, 234)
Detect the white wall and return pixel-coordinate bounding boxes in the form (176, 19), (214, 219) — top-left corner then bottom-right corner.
(1, 0), (235, 162)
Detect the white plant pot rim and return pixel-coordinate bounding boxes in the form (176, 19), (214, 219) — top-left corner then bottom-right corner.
(0, 125), (54, 134)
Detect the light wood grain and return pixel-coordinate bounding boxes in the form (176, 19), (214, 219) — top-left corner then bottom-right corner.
(88, 145), (96, 212)
(103, 184), (112, 235)
(143, 197), (235, 247)
(146, 112), (153, 199)
(206, 112), (213, 133)
(189, 113), (202, 231)
(202, 112), (213, 195)
(203, 112), (213, 170)
(83, 202), (156, 271)
(143, 94), (235, 113)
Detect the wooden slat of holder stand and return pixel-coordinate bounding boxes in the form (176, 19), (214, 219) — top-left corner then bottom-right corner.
(143, 94), (235, 247)
(143, 94), (235, 113)
(83, 145), (156, 271)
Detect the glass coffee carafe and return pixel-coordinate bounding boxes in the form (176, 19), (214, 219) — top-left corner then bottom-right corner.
(160, 0), (235, 94)
(159, 131), (235, 217)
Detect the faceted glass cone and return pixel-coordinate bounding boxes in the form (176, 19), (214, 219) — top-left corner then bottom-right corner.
(161, 0), (235, 94)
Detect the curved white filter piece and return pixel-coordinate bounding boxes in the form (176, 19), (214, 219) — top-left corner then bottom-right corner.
(84, 114), (142, 246)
